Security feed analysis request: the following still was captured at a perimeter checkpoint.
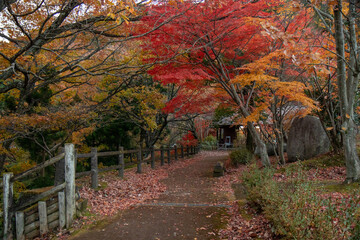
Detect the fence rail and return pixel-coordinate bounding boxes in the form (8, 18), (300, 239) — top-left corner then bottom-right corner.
(1, 144), (199, 239)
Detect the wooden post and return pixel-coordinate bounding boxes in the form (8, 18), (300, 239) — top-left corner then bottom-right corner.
(119, 146), (124, 178)
(15, 211), (25, 240)
(38, 201), (48, 235)
(174, 145), (178, 161)
(3, 173), (13, 240)
(137, 147), (142, 173)
(160, 146), (164, 166)
(181, 145), (184, 158)
(186, 146), (189, 157)
(167, 148), (171, 165)
(151, 147), (155, 169)
(58, 191), (66, 229)
(91, 148), (98, 189)
(65, 143), (76, 228)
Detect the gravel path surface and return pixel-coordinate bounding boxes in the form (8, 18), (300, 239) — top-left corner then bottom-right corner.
(70, 151), (231, 240)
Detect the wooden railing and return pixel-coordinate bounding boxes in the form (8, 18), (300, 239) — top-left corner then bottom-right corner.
(1, 144), (199, 239)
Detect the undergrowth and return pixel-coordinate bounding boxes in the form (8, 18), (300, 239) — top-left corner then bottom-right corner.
(242, 164), (360, 239)
(229, 147), (253, 166)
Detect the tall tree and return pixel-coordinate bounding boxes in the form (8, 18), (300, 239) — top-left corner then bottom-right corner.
(0, 0), (181, 171)
(141, 0), (276, 166)
(311, 0), (360, 182)
(142, 0), (319, 166)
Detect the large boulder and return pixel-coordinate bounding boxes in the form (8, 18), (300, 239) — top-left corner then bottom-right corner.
(287, 116), (330, 162)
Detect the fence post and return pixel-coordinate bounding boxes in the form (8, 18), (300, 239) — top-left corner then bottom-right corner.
(58, 191), (66, 229)
(91, 148), (98, 189)
(119, 146), (124, 178)
(174, 145), (178, 161)
(3, 173), (13, 240)
(167, 148), (171, 165)
(181, 145), (184, 158)
(186, 146), (189, 157)
(65, 143), (76, 228)
(15, 211), (25, 240)
(137, 147), (142, 173)
(38, 201), (48, 235)
(160, 146), (164, 166)
(151, 147), (155, 169)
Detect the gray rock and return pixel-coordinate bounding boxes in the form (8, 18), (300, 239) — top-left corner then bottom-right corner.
(287, 116), (330, 162)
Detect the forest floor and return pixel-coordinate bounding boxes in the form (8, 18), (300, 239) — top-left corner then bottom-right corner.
(45, 151), (271, 240)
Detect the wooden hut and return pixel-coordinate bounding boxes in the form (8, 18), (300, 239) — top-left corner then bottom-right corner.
(216, 117), (240, 148)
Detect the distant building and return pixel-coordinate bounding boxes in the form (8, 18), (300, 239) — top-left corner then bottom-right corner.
(215, 117), (241, 148)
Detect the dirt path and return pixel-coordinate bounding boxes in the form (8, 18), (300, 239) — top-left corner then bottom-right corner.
(71, 151), (231, 240)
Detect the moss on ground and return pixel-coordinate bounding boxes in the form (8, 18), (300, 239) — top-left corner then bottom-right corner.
(300, 153), (345, 170)
(211, 207), (229, 233)
(276, 152), (345, 174)
(236, 199), (253, 221)
(320, 181), (360, 193)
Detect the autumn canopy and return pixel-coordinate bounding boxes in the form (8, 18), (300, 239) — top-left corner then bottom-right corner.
(0, 0), (359, 181)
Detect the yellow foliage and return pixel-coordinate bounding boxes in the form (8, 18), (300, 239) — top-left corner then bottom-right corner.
(71, 127), (95, 145)
(110, 86), (166, 131)
(6, 160), (35, 175)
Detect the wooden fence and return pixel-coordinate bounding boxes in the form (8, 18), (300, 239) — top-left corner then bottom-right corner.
(1, 144), (199, 239)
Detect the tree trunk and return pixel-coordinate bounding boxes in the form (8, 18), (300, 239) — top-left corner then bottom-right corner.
(247, 123), (271, 167)
(343, 119), (360, 182)
(228, 84), (270, 167)
(245, 127), (255, 153)
(329, 129), (343, 154)
(334, 0), (360, 182)
(275, 131), (286, 165)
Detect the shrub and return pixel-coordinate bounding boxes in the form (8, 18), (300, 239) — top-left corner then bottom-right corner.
(242, 165), (360, 239)
(28, 175), (54, 189)
(201, 135), (217, 150)
(229, 147), (253, 166)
